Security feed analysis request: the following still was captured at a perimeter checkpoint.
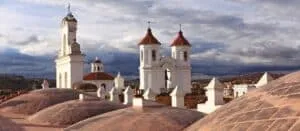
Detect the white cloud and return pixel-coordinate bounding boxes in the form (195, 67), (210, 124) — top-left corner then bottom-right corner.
(1, 0), (300, 76)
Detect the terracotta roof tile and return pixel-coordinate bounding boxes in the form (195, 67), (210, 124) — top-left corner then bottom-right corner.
(138, 28), (161, 45)
(171, 31), (191, 47)
(83, 72), (114, 80)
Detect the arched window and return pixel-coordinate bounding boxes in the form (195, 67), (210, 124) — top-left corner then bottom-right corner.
(184, 51), (188, 61)
(63, 34), (66, 55)
(141, 50), (143, 62)
(101, 83), (106, 91)
(152, 50), (156, 61)
(97, 66), (100, 71)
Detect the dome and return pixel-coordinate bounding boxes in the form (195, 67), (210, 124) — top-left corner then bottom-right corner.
(186, 71), (300, 131)
(63, 13), (77, 22)
(83, 72), (114, 80)
(65, 101), (205, 131)
(72, 82), (98, 92)
(171, 30), (191, 47)
(28, 100), (127, 126)
(0, 88), (79, 115)
(138, 28), (161, 45)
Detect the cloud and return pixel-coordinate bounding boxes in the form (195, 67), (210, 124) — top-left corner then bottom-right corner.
(0, 0), (300, 77)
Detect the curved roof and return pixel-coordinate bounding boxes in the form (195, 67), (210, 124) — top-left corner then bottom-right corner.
(186, 71), (300, 131)
(63, 13), (77, 22)
(83, 72), (114, 80)
(65, 101), (205, 131)
(138, 28), (161, 45)
(72, 82), (98, 92)
(0, 88), (79, 115)
(28, 100), (127, 126)
(171, 31), (191, 47)
(93, 59), (102, 63)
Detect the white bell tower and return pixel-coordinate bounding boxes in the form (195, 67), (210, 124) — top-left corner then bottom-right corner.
(171, 25), (192, 93)
(138, 23), (163, 94)
(91, 57), (104, 72)
(55, 4), (84, 89)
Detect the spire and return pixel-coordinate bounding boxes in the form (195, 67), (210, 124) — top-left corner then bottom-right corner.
(179, 24), (182, 32)
(138, 21), (161, 45)
(67, 3), (71, 14)
(63, 2), (77, 22)
(171, 24), (191, 47)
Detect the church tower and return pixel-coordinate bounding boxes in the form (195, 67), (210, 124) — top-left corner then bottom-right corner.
(91, 57), (104, 72)
(170, 25), (192, 93)
(55, 5), (84, 88)
(138, 25), (163, 94)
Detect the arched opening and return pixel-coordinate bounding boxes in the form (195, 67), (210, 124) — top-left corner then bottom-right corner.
(184, 51), (188, 61)
(63, 34), (66, 55)
(152, 50), (156, 61)
(101, 83), (106, 91)
(141, 50), (143, 62)
(97, 66), (100, 71)
(235, 92), (239, 98)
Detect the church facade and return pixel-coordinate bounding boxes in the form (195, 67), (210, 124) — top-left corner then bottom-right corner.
(138, 27), (192, 95)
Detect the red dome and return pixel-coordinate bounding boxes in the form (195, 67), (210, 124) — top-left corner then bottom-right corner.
(83, 72), (114, 80)
(138, 28), (161, 45)
(171, 31), (191, 47)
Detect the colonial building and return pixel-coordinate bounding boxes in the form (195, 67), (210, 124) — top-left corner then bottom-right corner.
(55, 7), (84, 89)
(83, 57), (114, 93)
(55, 6), (123, 95)
(138, 26), (192, 97)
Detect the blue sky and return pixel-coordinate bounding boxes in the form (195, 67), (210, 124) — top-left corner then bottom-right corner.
(0, 0), (300, 79)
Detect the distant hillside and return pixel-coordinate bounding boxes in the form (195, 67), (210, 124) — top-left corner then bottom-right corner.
(0, 74), (55, 91)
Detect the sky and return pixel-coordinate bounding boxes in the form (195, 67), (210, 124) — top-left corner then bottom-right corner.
(0, 0), (300, 79)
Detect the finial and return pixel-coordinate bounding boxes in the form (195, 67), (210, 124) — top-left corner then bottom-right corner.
(147, 21), (151, 29)
(95, 57), (98, 60)
(67, 3), (71, 14)
(179, 24), (182, 31)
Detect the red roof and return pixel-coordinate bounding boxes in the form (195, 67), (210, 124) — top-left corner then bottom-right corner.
(171, 31), (191, 47)
(83, 72), (114, 80)
(138, 28), (161, 45)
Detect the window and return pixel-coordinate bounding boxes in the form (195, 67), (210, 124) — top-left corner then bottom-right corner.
(152, 50), (156, 61)
(97, 66), (100, 71)
(184, 51), (188, 61)
(63, 34), (66, 55)
(235, 92), (239, 98)
(141, 50), (143, 61)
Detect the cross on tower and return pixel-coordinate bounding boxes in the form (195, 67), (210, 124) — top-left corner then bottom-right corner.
(67, 3), (71, 14)
(147, 21), (151, 28)
(179, 24), (182, 31)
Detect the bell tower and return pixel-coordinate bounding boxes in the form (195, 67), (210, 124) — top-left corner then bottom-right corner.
(170, 24), (192, 93)
(55, 4), (84, 88)
(138, 22), (163, 94)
